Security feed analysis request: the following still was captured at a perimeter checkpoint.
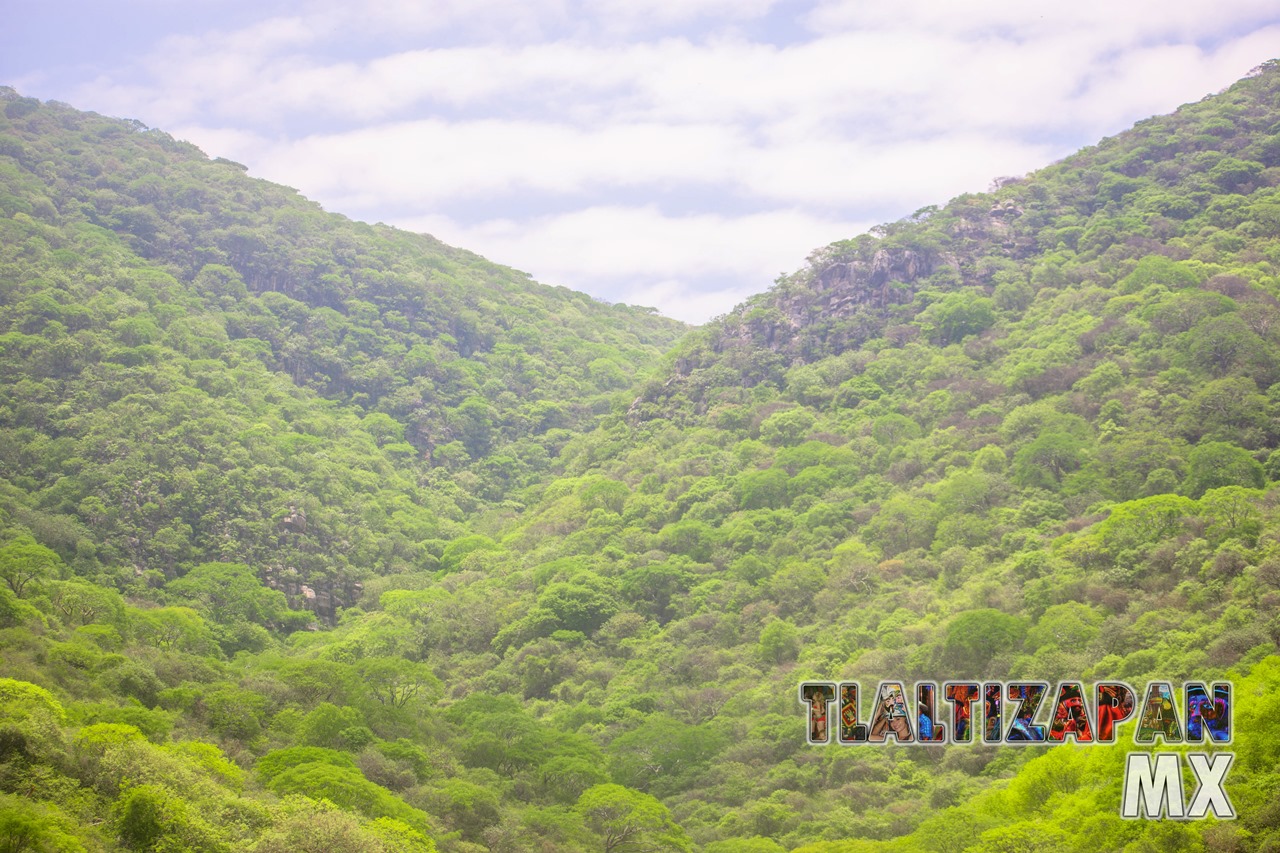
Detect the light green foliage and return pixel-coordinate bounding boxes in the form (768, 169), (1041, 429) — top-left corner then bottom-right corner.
(439, 535), (501, 573)
(357, 657), (441, 708)
(5, 67), (1280, 851)
(1118, 255), (1202, 293)
(0, 678), (65, 723)
(0, 793), (89, 853)
(45, 579), (124, 628)
(759, 408), (816, 446)
(264, 762), (432, 834)
(251, 796), (435, 853)
(705, 838), (785, 853)
(296, 703), (375, 751)
(576, 784), (691, 852)
(1235, 656), (1280, 772)
(620, 560), (694, 624)
(166, 562), (304, 629)
(420, 777), (501, 843)
(607, 715), (726, 797)
(0, 583), (42, 628)
(257, 746), (358, 782)
(131, 606), (217, 655)
(1097, 495), (1200, 552)
(165, 741), (245, 792)
(1012, 433), (1088, 488)
(864, 494), (936, 556)
(917, 291), (997, 345)
(757, 619), (800, 664)
(656, 519), (714, 562)
(1198, 486), (1264, 544)
(0, 537), (61, 597)
(737, 468), (790, 510)
(1025, 603), (1102, 652)
(201, 685), (270, 741)
(1183, 441), (1265, 497)
(536, 575), (620, 635)
(0, 678), (67, 764)
(1178, 376), (1271, 446)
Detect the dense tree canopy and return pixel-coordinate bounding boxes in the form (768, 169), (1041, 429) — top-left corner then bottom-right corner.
(3, 63), (1280, 851)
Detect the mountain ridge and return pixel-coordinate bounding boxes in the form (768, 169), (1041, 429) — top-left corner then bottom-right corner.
(2, 66), (1280, 852)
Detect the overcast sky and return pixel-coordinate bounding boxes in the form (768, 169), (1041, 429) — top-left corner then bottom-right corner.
(5, 2), (1280, 323)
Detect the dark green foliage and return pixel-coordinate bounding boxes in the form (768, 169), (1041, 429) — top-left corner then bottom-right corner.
(114, 783), (227, 852)
(941, 609), (1027, 675)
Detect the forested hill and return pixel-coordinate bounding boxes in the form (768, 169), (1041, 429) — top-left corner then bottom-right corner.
(439, 62), (1280, 850)
(0, 85), (685, 615)
(3, 65), (1280, 853)
(633, 59), (1280, 419)
(0, 84), (686, 468)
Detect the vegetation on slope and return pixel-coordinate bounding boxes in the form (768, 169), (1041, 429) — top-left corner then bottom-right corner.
(3, 63), (1280, 852)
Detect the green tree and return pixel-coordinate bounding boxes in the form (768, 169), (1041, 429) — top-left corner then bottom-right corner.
(133, 606), (217, 654)
(620, 561), (694, 625)
(46, 578), (124, 627)
(167, 562), (302, 629)
(1198, 486), (1264, 544)
(0, 793), (89, 853)
(864, 494), (936, 556)
(296, 703), (375, 751)
(1012, 433), (1087, 488)
(357, 658), (441, 708)
(202, 685), (270, 741)
(736, 468), (790, 510)
(1177, 376), (1270, 446)
(439, 535), (500, 573)
(0, 678), (67, 764)
(757, 619), (800, 664)
(1025, 603), (1102, 653)
(264, 763), (431, 834)
(1096, 494), (1199, 552)
(656, 520), (714, 562)
(537, 576), (619, 635)
(919, 292), (996, 345)
(0, 537), (61, 597)
(759, 408), (815, 447)
(607, 716), (725, 796)
(941, 609), (1026, 676)
(575, 784), (690, 853)
(253, 796), (435, 853)
(1183, 441), (1265, 497)
(114, 784), (227, 852)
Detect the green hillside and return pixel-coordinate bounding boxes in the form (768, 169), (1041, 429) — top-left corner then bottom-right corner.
(2, 60), (1280, 852)
(0, 86), (686, 617)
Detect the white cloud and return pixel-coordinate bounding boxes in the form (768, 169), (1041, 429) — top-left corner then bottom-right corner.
(345, 0), (574, 40)
(230, 118), (743, 206)
(394, 205), (872, 322)
(583, 0), (779, 36)
(177, 113), (1059, 216)
(622, 279), (758, 324)
(805, 0), (1280, 43)
(52, 1), (1280, 323)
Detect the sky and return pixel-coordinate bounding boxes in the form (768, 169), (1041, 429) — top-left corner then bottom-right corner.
(4, 2), (1280, 324)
